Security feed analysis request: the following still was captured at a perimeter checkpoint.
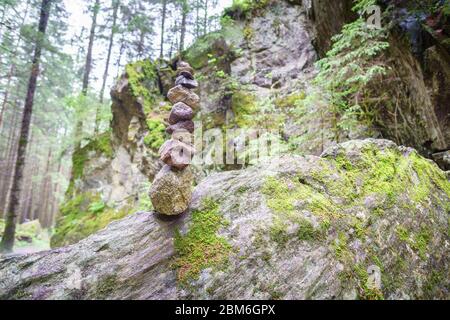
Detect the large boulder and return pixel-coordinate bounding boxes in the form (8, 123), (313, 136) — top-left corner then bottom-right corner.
(1, 139), (449, 300)
(149, 165), (194, 216)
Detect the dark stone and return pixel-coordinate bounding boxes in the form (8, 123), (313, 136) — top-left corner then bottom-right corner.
(166, 120), (195, 134)
(176, 75), (199, 89)
(179, 70), (194, 80)
(169, 102), (194, 125)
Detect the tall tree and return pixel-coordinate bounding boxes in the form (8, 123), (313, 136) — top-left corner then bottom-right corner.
(160, 0), (167, 59)
(179, 0), (189, 52)
(0, 0), (52, 253)
(74, 0), (100, 150)
(0, 1), (30, 130)
(203, 0), (208, 35)
(96, 0), (120, 133)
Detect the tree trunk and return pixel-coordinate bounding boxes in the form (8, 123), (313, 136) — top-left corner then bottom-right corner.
(195, 0), (200, 38)
(179, 1), (188, 52)
(0, 0), (52, 253)
(0, 104), (19, 218)
(75, 0), (100, 151)
(203, 0), (208, 35)
(160, 0), (167, 60)
(96, 0), (119, 134)
(0, 2), (30, 130)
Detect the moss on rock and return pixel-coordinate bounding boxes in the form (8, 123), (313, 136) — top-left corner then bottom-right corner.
(231, 90), (258, 127)
(71, 132), (113, 182)
(51, 193), (133, 248)
(144, 119), (167, 150)
(261, 141), (450, 299)
(173, 198), (232, 285)
(125, 60), (159, 113)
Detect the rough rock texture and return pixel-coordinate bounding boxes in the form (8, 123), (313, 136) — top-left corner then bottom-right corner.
(159, 139), (195, 170)
(52, 0), (450, 252)
(167, 85), (200, 109)
(169, 102), (194, 125)
(166, 120), (195, 135)
(149, 165), (193, 216)
(2, 139), (449, 300)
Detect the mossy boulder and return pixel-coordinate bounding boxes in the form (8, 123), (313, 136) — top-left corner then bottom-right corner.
(2, 139), (448, 300)
(51, 192), (134, 248)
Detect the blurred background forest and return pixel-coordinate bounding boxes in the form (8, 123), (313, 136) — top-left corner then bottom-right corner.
(0, 0), (226, 248)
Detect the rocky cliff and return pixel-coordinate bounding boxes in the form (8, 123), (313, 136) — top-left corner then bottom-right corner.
(1, 139), (449, 299)
(36, 0), (450, 298)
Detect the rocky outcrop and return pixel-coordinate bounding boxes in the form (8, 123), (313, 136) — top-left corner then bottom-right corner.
(2, 139), (449, 300)
(53, 0), (450, 248)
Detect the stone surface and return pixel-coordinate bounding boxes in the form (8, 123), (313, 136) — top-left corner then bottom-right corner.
(167, 85), (200, 109)
(159, 139), (195, 170)
(166, 120), (195, 135)
(175, 75), (199, 89)
(179, 70), (194, 80)
(1, 139), (449, 300)
(149, 165), (193, 216)
(172, 130), (193, 145)
(168, 102), (194, 125)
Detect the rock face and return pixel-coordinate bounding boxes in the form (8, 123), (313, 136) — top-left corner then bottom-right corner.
(1, 139), (449, 300)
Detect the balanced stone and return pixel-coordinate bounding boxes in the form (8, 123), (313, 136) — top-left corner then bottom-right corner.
(159, 139), (195, 170)
(175, 75), (198, 89)
(150, 60), (198, 216)
(179, 70), (194, 80)
(167, 85), (200, 109)
(177, 61), (194, 76)
(172, 130), (193, 145)
(169, 102), (194, 125)
(149, 165), (193, 216)
(166, 120), (195, 134)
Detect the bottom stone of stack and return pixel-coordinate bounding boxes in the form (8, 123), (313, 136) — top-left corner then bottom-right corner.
(149, 165), (193, 216)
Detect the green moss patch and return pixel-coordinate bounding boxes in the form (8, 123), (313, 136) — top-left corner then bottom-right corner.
(125, 60), (159, 113)
(231, 90), (258, 127)
(173, 199), (232, 284)
(261, 142), (450, 299)
(144, 119), (167, 150)
(72, 132), (113, 182)
(275, 92), (306, 109)
(51, 193), (132, 248)
(224, 0), (272, 20)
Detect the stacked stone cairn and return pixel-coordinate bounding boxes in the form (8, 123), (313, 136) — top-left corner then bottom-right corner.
(149, 61), (199, 216)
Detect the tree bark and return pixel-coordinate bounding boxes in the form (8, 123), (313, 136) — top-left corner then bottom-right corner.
(0, 2), (30, 130)
(96, 0), (120, 134)
(0, 0), (52, 253)
(75, 0), (100, 150)
(203, 0), (208, 35)
(160, 0), (167, 60)
(179, 0), (188, 52)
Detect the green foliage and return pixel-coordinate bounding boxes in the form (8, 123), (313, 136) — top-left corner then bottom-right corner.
(71, 132), (113, 182)
(183, 32), (224, 69)
(261, 142), (450, 298)
(51, 193), (133, 248)
(125, 60), (159, 112)
(88, 201), (106, 214)
(275, 92), (306, 109)
(224, 0), (271, 20)
(231, 90), (258, 127)
(314, 0), (390, 137)
(0, 219), (48, 250)
(144, 119), (166, 150)
(173, 198), (232, 284)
